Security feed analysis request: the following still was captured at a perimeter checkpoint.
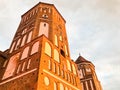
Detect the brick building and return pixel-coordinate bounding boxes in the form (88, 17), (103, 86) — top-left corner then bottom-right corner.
(0, 2), (82, 90)
(0, 2), (102, 90)
(75, 56), (102, 90)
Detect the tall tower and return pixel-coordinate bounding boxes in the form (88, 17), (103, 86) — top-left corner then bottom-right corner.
(0, 2), (82, 90)
(75, 56), (102, 90)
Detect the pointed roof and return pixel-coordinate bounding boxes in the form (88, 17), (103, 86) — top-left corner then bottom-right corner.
(0, 51), (7, 59)
(75, 56), (91, 64)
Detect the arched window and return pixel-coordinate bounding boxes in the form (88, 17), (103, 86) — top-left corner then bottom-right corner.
(45, 42), (52, 57)
(54, 49), (60, 63)
(44, 76), (50, 86)
(67, 60), (71, 71)
(27, 31), (32, 43)
(21, 35), (27, 46)
(54, 35), (58, 46)
(2, 53), (20, 79)
(39, 22), (49, 38)
(21, 47), (29, 60)
(72, 64), (77, 75)
(31, 41), (39, 55)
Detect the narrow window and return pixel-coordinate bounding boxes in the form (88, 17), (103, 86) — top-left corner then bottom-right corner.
(10, 42), (15, 53)
(22, 62), (26, 71)
(2, 53), (20, 79)
(53, 63), (56, 73)
(72, 64), (77, 75)
(44, 76), (50, 86)
(71, 75), (73, 83)
(54, 49), (60, 63)
(31, 41), (39, 55)
(66, 60), (71, 71)
(21, 47), (29, 60)
(48, 60), (51, 70)
(81, 83), (84, 90)
(65, 87), (68, 90)
(17, 64), (21, 74)
(67, 73), (70, 82)
(59, 36), (63, 41)
(60, 49), (65, 57)
(85, 81), (89, 90)
(39, 22), (49, 38)
(60, 83), (64, 90)
(65, 45), (68, 56)
(54, 35), (58, 46)
(54, 82), (57, 90)
(57, 66), (60, 75)
(61, 70), (64, 78)
(27, 59), (31, 69)
(48, 8), (51, 13)
(45, 42), (51, 57)
(27, 31), (32, 43)
(90, 80), (94, 90)
(15, 38), (21, 50)
(74, 77), (77, 86)
(21, 35), (27, 47)
(79, 69), (84, 78)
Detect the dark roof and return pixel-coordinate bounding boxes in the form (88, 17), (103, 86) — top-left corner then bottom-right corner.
(75, 56), (91, 64)
(0, 51), (7, 59)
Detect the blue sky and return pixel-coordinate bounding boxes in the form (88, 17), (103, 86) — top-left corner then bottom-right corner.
(0, 0), (120, 89)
